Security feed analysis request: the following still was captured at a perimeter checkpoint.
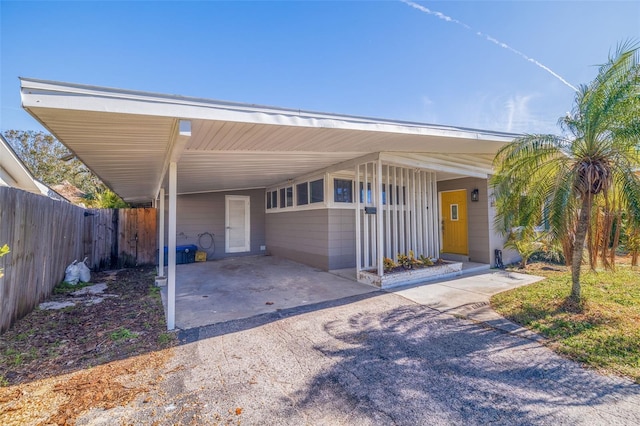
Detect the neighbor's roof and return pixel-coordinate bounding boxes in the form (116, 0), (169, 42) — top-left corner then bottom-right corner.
(20, 78), (519, 203)
(0, 133), (63, 200)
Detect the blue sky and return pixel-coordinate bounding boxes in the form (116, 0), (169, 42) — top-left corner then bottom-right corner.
(1, 1), (638, 135)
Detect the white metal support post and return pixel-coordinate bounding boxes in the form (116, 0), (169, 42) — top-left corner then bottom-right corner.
(376, 158), (384, 277)
(355, 164), (362, 273)
(158, 187), (165, 277)
(167, 163), (177, 330)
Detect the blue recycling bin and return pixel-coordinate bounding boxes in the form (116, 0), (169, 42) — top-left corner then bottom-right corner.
(157, 244), (198, 266)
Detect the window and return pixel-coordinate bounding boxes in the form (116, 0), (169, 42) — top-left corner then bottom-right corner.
(310, 179), (324, 203)
(334, 179), (353, 203)
(451, 204), (459, 221)
(266, 190), (283, 210)
(279, 187), (293, 208)
(286, 186), (293, 207)
(297, 182), (308, 206)
(268, 179), (324, 212)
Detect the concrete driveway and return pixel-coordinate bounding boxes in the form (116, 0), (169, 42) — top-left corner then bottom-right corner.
(161, 255), (543, 332)
(86, 268), (640, 425)
(160, 256), (376, 330)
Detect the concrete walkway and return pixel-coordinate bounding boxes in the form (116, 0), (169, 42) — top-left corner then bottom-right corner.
(389, 269), (546, 340)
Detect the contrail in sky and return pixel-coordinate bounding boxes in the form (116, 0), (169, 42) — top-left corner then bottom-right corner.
(401, 0), (578, 92)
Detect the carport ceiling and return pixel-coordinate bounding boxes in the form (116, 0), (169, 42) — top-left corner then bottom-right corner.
(21, 78), (519, 203)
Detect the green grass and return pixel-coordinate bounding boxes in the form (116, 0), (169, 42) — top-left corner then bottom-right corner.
(157, 332), (175, 346)
(53, 280), (94, 294)
(492, 265), (640, 383)
(2, 347), (39, 367)
(109, 327), (138, 342)
(148, 285), (161, 300)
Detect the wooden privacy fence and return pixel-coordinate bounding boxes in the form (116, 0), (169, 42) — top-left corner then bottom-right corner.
(86, 207), (157, 270)
(0, 186), (157, 333)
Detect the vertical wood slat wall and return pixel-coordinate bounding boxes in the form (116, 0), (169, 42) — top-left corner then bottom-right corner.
(0, 186), (157, 333)
(355, 163), (439, 274)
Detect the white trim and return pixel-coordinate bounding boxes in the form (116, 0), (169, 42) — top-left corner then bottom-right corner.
(431, 174), (440, 255)
(21, 78), (520, 143)
(158, 187), (165, 277)
(266, 153), (378, 191)
(167, 163), (177, 331)
(0, 134), (56, 197)
(225, 195), (251, 253)
(451, 204), (460, 221)
(376, 159), (384, 277)
(355, 163), (362, 274)
(392, 166), (398, 258)
(384, 165), (391, 259)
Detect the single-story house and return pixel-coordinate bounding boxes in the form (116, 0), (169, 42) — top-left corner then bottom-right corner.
(0, 133), (63, 200)
(20, 78), (520, 329)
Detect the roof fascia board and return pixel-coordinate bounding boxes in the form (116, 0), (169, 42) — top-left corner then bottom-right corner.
(20, 78), (519, 143)
(0, 135), (41, 193)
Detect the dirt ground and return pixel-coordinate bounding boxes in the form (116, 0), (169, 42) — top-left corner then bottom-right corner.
(0, 266), (177, 425)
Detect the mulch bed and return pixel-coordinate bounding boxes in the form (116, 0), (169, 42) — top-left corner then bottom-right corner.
(0, 265), (176, 386)
(0, 266), (178, 425)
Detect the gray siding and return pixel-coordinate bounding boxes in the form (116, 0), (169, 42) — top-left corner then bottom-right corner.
(265, 209), (330, 270)
(328, 209), (356, 269)
(437, 178), (491, 264)
(163, 189), (266, 260)
(265, 208), (357, 271)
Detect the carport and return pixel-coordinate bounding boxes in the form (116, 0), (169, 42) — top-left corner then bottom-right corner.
(20, 78), (517, 330)
(162, 256), (376, 330)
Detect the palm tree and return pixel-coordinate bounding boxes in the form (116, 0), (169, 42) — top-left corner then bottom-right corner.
(491, 42), (640, 302)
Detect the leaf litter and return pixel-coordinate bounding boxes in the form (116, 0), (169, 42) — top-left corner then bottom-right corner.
(0, 266), (177, 425)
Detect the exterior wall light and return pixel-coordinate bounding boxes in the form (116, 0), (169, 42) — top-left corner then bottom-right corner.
(471, 188), (479, 202)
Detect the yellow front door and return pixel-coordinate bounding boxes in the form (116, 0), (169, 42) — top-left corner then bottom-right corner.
(440, 190), (468, 255)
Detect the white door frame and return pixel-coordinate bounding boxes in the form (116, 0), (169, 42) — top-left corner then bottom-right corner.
(225, 195), (251, 253)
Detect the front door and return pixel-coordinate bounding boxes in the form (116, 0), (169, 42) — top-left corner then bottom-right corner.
(440, 190), (468, 255)
(225, 195), (250, 253)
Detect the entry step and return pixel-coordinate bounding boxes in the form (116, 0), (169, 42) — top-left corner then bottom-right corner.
(440, 253), (470, 263)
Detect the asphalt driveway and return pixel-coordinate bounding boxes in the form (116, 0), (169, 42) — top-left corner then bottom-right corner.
(83, 285), (640, 425)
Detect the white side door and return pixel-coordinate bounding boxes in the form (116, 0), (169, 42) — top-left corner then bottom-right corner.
(225, 195), (250, 253)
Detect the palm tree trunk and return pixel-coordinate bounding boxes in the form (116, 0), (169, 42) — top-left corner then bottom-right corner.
(571, 195), (592, 301)
(609, 208), (622, 270)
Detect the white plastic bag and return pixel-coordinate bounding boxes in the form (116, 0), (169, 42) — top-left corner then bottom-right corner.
(78, 257), (91, 283)
(64, 260), (80, 285)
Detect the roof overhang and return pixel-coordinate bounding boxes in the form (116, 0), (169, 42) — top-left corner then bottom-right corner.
(20, 78), (519, 203)
(0, 134), (44, 195)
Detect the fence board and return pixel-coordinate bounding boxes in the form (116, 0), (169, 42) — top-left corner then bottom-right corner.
(0, 187), (85, 333)
(0, 187), (157, 333)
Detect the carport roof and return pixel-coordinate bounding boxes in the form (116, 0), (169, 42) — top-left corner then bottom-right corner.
(20, 78), (519, 203)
